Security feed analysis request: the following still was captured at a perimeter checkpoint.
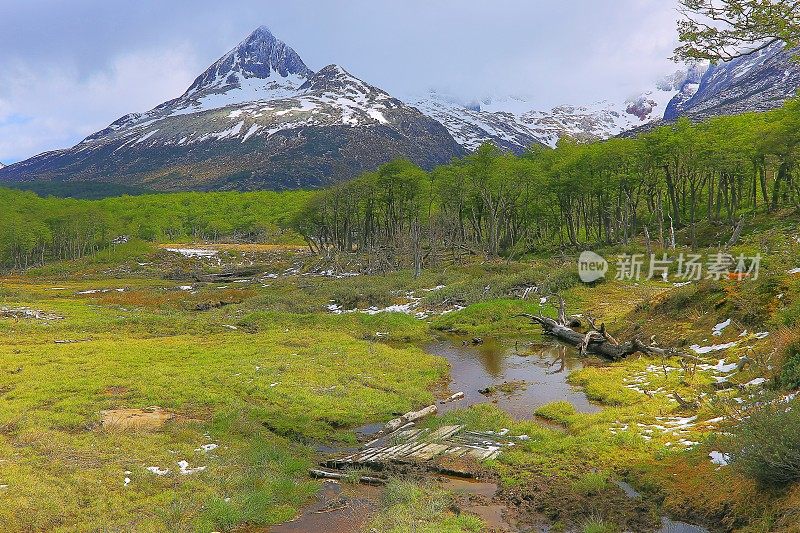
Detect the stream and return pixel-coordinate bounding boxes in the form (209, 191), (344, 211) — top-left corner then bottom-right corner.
(426, 336), (600, 418)
(272, 336), (710, 533)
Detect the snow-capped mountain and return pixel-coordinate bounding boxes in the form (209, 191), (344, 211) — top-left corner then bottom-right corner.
(407, 64), (706, 151)
(2, 26), (797, 192)
(665, 42), (800, 120)
(0, 163), (5, 170)
(0, 27), (462, 191)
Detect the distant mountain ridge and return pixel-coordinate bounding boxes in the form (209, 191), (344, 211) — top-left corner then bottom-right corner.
(2, 29), (799, 192)
(407, 64), (707, 151)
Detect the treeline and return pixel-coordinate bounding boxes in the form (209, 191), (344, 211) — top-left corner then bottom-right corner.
(296, 98), (800, 271)
(0, 189), (311, 270)
(3, 97), (800, 272)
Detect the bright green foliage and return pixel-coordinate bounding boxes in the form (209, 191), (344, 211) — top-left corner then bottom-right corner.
(573, 472), (610, 496)
(0, 189), (313, 270)
(369, 479), (485, 533)
(674, 0), (800, 62)
(299, 99), (800, 269)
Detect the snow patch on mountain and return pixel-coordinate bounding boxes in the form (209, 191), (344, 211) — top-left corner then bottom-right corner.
(408, 64), (706, 152)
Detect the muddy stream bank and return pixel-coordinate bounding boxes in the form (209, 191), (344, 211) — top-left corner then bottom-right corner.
(270, 336), (710, 533)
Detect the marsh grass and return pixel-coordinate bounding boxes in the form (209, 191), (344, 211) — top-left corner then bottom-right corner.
(4, 233), (800, 531)
(0, 270), (446, 531)
(369, 478), (484, 533)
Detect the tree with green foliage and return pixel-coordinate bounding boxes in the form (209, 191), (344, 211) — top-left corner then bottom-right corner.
(674, 0), (800, 61)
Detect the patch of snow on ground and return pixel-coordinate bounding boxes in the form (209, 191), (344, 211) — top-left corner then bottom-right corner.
(712, 319), (731, 336)
(690, 342), (737, 354)
(709, 451), (730, 466)
(177, 460), (206, 475)
(367, 109), (388, 124)
(165, 248), (218, 258)
(212, 121), (244, 140)
(134, 129), (159, 144)
(698, 359), (739, 373)
(242, 123), (261, 142)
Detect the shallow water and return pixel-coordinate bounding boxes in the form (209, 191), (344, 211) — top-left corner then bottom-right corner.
(425, 336), (600, 418)
(268, 481), (381, 533)
(615, 481), (711, 533)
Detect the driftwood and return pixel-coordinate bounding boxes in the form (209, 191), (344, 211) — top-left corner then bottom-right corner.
(440, 391), (465, 404)
(309, 468), (386, 485)
(516, 296), (665, 361)
(384, 404), (437, 432)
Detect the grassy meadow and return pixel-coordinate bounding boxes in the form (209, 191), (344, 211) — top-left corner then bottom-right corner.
(1, 211), (800, 532)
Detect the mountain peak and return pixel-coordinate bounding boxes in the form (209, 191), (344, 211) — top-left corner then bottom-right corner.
(248, 25), (274, 40)
(300, 64), (378, 97)
(183, 26), (312, 97)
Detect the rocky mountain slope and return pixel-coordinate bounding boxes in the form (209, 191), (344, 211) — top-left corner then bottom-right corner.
(407, 64), (706, 152)
(0, 27), (463, 191)
(664, 42), (800, 121)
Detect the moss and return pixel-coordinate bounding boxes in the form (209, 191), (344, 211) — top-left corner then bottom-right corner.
(431, 298), (552, 335)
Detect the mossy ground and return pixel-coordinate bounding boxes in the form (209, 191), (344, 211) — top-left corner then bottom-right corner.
(2, 231), (800, 531)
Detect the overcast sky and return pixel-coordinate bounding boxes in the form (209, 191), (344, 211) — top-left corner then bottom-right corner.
(0, 0), (683, 163)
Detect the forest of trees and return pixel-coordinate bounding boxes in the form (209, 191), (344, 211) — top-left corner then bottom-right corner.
(297, 99), (800, 273)
(0, 190), (311, 270)
(2, 97), (800, 272)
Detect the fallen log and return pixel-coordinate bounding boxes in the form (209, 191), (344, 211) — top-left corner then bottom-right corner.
(309, 468), (386, 485)
(385, 404), (437, 432)
(516, 313), (665, 361)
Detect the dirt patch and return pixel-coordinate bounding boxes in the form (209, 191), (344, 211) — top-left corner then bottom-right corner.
(100, 406), (175, 431)
(102, 386), (130, 396)
(497, 471), (661, 532)
(439, 476), (520, 532)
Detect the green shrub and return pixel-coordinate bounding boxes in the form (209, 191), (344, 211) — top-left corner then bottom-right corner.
(778, 341), (800, 390)
(728, 399), (800, 488)
(383, 479), (424, 506)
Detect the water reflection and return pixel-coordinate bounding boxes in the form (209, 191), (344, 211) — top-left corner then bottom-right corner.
(425, 336), (600, 418)
(471, 338), (505, 377)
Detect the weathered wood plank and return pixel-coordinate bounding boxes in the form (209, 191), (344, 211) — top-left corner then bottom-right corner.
(428, 425), (463, 441)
